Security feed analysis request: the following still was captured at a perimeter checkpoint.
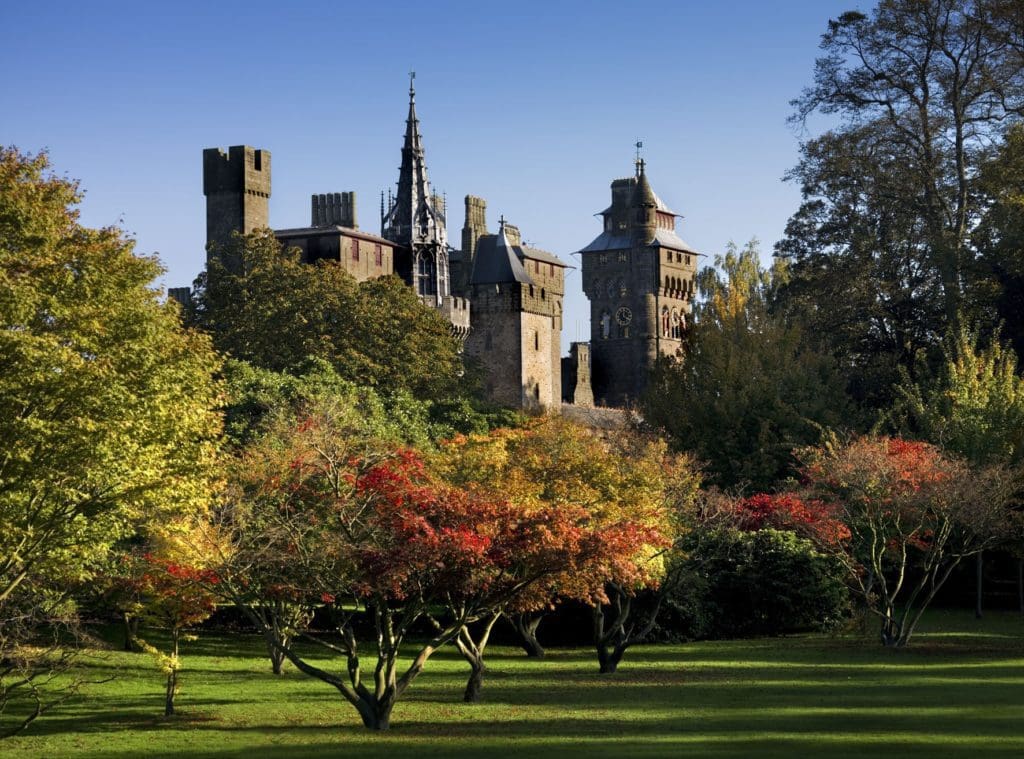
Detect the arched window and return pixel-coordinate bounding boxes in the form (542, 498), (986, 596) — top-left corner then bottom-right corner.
(417, 253), (437, 296)
(671, 309), (681, 340)
(661, 306), (670, 337)
(600, 310), (611, 339)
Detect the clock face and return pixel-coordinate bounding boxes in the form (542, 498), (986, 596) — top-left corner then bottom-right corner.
(615, 306), (632, 326)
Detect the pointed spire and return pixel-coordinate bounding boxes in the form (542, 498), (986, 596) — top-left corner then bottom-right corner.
(382, 74), (447, 250)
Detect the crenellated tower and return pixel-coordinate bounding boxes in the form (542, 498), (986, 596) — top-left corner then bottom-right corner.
(202, 145), (271, 268)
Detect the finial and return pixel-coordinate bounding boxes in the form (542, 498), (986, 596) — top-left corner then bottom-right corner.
(635, 140), (644, 175)
(499, 214), (506, 230)
(409, 70), (416, 98)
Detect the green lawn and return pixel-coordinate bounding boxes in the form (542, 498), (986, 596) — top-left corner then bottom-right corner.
(5, 610), (1024, 758)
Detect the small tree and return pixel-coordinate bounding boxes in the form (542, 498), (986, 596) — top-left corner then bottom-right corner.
(118, 548), (217, 716)
(799, 436), (1018, 646)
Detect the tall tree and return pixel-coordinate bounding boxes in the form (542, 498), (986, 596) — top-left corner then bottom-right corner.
(0, 147), (222, 736)
(779, 0), (1024, 405)
(643, 241), (850, 491)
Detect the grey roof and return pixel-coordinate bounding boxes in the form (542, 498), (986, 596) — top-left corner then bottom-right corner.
(274, 225), (392, 245)
(577, 231), (632, 254)
(576, 229), (701, 256)
(651, 228), (701, 254)
(519, 245), (571, 269)
(471, 228), (534, 285)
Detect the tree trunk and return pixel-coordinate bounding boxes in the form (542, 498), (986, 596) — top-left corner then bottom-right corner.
(354, 695), (395, 731)
(263, 629), (288, 675)
(512, 612), (545, 658)
(880, 616), (902, 647)
(463, 659), (486, 703)
(164, 629), (179, 717)
(975, 551), (984, 620)
(596, 643), (627, 674)
(122, 613), (140, 652)
(1018, 558), (1023, 617)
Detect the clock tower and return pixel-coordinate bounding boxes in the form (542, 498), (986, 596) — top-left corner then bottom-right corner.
(578, 158), (699, 407)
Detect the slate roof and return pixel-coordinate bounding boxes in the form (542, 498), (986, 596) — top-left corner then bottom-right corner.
(470, 227), (534, 285)
(274, 225), (393, 245)
(576, 229), (701, 255)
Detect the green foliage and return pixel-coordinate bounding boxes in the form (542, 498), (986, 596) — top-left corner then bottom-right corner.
(0, 146), (222, 735)
(777, 0), (1024, 410)
(191, 231), (465, 400)
(0, 146), (222, 603)
(662, 528), (850, 640)
(892, 326), (1024, 465)
(642, 240), (850, 490)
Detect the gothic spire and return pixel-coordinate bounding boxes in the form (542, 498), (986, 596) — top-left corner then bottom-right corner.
(382, 73), (447, 249)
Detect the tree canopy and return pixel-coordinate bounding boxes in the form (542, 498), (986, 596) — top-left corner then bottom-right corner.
(642, 241), (850, 491)
(191, 231), (465, 400)
(0, 147), (222, 734)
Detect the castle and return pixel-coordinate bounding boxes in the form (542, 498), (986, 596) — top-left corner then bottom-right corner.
(189, 78), (699, 411)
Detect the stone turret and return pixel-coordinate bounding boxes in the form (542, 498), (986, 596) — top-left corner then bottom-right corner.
(203, 145), (271, 268)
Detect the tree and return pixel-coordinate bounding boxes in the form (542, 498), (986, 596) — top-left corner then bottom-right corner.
(798, 435), (1018, 646)
(892, 325), (1024, 615)
(210, 403), (575, 729)
(438, 419), (699, 676)
(190, 230), (465, 399)
(0, 148), (222, 735)
(115, 540), (218, 717)
(778, 0), (1024, 408)
(643, 241), (850, 490)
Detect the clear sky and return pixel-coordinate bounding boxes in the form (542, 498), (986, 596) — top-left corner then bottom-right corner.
(2, 0), (860, 353)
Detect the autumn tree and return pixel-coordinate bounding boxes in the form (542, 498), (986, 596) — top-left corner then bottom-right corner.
(438, 418), (699, 677)
(643, 241), (850, 490)
(190, 230), (464, 399)
(798, 436), (1018, 646)
(209, 402), (573, 729)
(114, 539), (218, 717)
(0, 148), (222, 736)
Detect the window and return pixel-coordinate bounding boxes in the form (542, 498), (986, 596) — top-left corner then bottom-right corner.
(548, 263), (553, 275)
(374, 243), (383, 266)
(686, 255), (691, 266)
(529, 284), (535, 297)
(351, 240), (359, 262)
(541, 288), (546, 300)
(534, 331), (540, 351)
(535, 260), (539, 273)
(417, 253), (437, 296)
(661, 306), (670, 337)
(618, 251), (627, 262)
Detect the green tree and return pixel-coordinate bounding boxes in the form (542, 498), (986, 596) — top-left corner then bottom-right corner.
(642, 240), (850, 491)
(191, 231), (464, 400)
(778, 0), (1024, 408)
(0, 147), (222, 735)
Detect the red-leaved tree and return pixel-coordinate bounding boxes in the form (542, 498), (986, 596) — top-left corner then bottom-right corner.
(798, 435), (1018, 646)
(210, 404), (587, 728)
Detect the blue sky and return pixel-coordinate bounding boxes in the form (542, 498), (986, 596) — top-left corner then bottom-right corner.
(2, 0), (860, 352)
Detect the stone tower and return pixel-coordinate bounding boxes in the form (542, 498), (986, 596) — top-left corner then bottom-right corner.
(465, 220), (567, 411)
(381, 76), (450, 306)
(578, 159), (699, 407)
(202, 145), (271, 266)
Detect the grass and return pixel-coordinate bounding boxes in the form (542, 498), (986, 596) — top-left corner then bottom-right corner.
(5, 609), (1024, 758)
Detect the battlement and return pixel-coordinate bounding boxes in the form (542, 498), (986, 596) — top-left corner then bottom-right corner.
(203, 146), (271, 197)
(312, 192), (357, 228)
